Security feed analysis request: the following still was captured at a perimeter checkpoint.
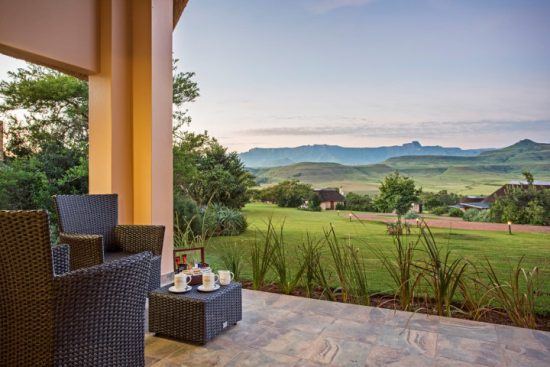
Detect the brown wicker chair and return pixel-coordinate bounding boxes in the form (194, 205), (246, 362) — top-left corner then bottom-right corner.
(0, 210), (152, 366)
(54, 194), (164, 291)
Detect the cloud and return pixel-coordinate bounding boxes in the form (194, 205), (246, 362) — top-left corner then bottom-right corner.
(305, 0), (378, 13)
(241, 119), (550, 139)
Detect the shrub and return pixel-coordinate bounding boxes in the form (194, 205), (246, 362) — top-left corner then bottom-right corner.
(431, 206), (449, 216)
(463, 209), (491, 222)
(421, 190), (460, 211)
(491, 185), (550, 225)
(203, 203), (247, 236)
(307, 192), (321, 211)
(335, 202), (345, 210)
(448, 207), (463, 217)
(404, 210), (419, 219)
(344, 192), (375, 212)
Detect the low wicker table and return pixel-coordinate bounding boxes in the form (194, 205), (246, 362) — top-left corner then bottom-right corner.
(148, 282), (242, 344)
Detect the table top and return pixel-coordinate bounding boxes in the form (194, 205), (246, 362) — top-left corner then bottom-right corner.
(150, 282), (241, 302)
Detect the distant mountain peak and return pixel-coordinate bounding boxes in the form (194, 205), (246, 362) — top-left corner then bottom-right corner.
(239, 140), (491, 168)
(514, 139), (537, 146)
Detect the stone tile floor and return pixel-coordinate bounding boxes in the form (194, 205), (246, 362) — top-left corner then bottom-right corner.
(145, 289), (550, 367)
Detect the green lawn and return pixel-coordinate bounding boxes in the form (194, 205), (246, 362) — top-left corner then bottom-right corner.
(205, 203), (550, 312)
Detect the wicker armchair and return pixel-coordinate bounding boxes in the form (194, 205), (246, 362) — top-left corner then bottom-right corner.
(0, 210), (152, 367)
(54, 194), (164, 291)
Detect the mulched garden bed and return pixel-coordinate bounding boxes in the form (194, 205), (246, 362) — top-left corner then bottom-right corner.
(240, 280), (550, 331)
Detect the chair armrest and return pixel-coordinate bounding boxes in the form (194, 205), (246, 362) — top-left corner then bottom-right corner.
(51, 244), (70, 275)
(115, 225), (165, 256)
(59, 233), (103, 271)
(53, 252), (151, 366)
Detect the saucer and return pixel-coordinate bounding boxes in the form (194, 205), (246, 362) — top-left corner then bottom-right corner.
(168, 285), (192, 293)
(197, 284), (220, 292)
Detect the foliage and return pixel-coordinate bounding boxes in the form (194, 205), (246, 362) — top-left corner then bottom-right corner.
(372, 222), (421, 311)
(173, 131), (255, 209)
(0, 65), (89, 212)
(463, 209), (491, 222)
(259, 180), (314, 208)
(203, 203), (247, 236)
(431, 206), (449, 216)
(448, 207), (463, 217)
(250, 218), (277, 289)
(173, 200), (247, 248)
(403, 210), (419, 219)
(172, 59), (200, 137)
(375, 172), (421, 216)
(298, 233), (325, 298)
(490, 186), (550, 225)
(344, 192), (376, 212)
(483, 257), (541, 328)
(386, 221), (412, 236)
(421, 190), (460, 211)
(0, 61), (202, 216)
(416, 224), (468, 316)
(270, 221), (305, 294)
(307, 191), (321, 211)
(220, 243), (244, 281)
(324, 226), (369, 305)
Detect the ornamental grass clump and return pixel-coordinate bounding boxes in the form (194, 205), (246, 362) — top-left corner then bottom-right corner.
(416, 223), (468, 317)
(250, 219), (276, 290)
(298, 233), (325, 298)
(324, 226), (369, 305)
(372, 222), (421, 311)
(483, 256), (541, 329)
(270, 221), (305, 294)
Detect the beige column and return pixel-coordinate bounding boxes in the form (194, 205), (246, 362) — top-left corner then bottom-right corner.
(89, 0), (174, 275)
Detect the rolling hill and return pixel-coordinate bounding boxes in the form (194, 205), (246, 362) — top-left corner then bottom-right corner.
(250, 140), (550, 195)
(240, 141), (489, 168)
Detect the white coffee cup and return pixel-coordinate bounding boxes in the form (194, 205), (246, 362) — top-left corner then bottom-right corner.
(218, 270), (234, 285)
(202, 272), (219, 289)
(174, 273), (192, 291)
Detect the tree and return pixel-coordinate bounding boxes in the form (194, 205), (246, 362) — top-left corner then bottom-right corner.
(421, 190), (460, 211)
(269, 180), (313, 208)
(375, 172), (421, 216)
(173, 131), (255, 209)
(491, 186), (550, 225)
(0, 61), (200, 212)
(307, 191), (321, 211)
(523, 171), (534, 185)
(344, 192), (375, 212)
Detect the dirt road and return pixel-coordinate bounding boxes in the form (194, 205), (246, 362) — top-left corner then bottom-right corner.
(352, 213), (550, 234)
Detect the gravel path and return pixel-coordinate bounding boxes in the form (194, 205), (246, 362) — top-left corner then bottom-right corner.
(352, 213), (550, 234)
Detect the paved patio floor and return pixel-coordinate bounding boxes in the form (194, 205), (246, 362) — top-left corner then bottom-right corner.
(145, 289), (550, 367)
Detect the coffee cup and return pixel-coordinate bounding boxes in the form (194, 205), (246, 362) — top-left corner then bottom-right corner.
(218, 270), (234, 285)
(174, 273), (192, 291)
(202, 272), (219, 290)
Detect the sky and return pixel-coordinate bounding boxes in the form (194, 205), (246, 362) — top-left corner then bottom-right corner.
(2, 0), (550, 152)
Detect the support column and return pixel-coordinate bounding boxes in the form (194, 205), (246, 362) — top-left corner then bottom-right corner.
(89, 0), (174, 275)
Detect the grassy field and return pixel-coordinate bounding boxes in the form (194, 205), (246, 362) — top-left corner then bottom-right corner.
(205, 203), (550, 312)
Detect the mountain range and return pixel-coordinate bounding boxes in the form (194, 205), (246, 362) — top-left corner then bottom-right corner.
(248, 140), (550, 195)
(239, 141), (490, 168)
